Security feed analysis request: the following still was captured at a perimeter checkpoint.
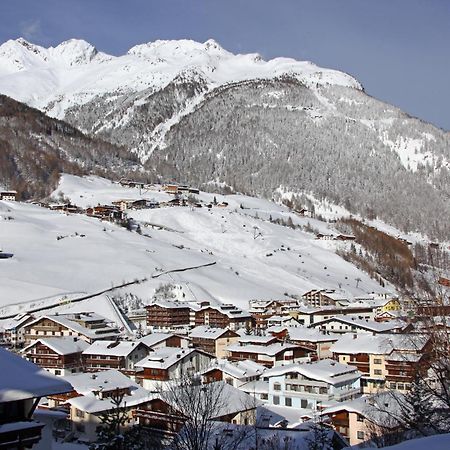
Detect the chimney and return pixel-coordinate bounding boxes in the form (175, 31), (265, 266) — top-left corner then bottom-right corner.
(353, 334), (357, 339)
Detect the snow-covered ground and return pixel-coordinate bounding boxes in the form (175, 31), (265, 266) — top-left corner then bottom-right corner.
(0, 175), (394, 320)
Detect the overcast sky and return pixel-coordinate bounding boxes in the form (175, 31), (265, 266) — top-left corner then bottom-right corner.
(1, 0), (449, 130)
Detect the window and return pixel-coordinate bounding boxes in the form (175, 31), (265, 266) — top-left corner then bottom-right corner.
(55, 369), (61, 375)
(273, 383), (281, 391)
(357, 431), (365, 440)
(397, 383), (405, 390)
(76, 409), (85, 418)
(285, 397), (292, 407)
(301, 399), (308, 408)
(357, 414), (364, 422)
(374, 369), (382, 375)
(273, 395), (280, 405)
(260, 393), (268, 400)
(374, 358), (382, 364)
(390, 382), (396, 389)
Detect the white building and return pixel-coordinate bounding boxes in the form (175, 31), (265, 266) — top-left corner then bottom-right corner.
(263, 359), (361, 410)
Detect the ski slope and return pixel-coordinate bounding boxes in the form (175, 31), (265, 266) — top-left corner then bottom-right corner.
(0, 175), (393, 320)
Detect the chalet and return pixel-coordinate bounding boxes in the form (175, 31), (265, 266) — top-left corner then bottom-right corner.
(82, 340), (150, 377)
(265, 315), (301, 328)
(201, 358), (267, 388)
(248, 299), (294, 329)
(23, 313), (121, 345)
(119, 179), (145, 189)
(48, 203), (81, 214)
(0, 191), (17, 201)
(268, 326), (338, 359)
(85, 205), (125, 221)
(301, 289), (349, 308)
(322, 393), (404, 446)
(22, 337), (89, 376)
(308, 316), (406, 335)
(226, 341), (313, 368)
(189, 326), (240, 357)
(146, 300), (252, 332)
(135, 382), (260, 438)
(146, 301), (191, 331)
(334, 234), (356, 241)
(262, 359), (361, 410)
(62, 369), (153, 442)
(0, 313), (34, 348)
(135, 347), (214, 391)
(111, 199), (135, 211)
(294, 305), (376, 326)
(193, 304), (252, 330)
(353, 297), (402, 314)
(331, 333), (430, 394)
(139, 332), (190, 350)
(0, 348), (72, 449)
(162, 184), (179, 195)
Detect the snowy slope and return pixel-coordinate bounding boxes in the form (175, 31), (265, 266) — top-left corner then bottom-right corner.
(0, 175), (392, 319)
(0, 175), (393, 317)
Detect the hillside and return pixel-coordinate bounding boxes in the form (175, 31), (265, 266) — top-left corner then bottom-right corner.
(0, 38), (448, 239)
(0, 175), (393, 318)
(0, 95), (140, 199)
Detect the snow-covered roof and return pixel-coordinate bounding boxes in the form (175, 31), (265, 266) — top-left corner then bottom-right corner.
(330, 333), (428, 355)
(240, 379), (270, 394)
(23, 336), (89, 355)
(227, 342), (301, 356)
(63, 369), (136, 396)
(82, 340), (144, 357)
(138, 332), (185, 348)
(64, 369), (153, 414)
(161, 381), (261, 418)
(285, 326), (338, 343)
(309, 316), (405, 333)
(0, 347), (72, 402)
(189, 325), (236, 340)
(263, 359), (360, 385)
(135, 347), (211, 370)
(26, 313), (120, 340)
(0, 313), (33, 331)
(202, 358), (267, 379)
(238, 335), (278, 345)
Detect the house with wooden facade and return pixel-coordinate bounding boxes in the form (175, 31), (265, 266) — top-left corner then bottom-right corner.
(23, 313), (121, 345)
(22, 336), (89, 376)
(135, 347), (214, 391)
(201, 358), (267, 388)
(330, 333), (430, 394)
(82, 340), (150, 377)
(135, 381), (260, 440)
(226, 341), (313, 368)
(189, 326), (240, 357)
(62, 369), (153, 442)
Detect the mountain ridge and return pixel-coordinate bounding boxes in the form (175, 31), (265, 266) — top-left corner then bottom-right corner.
(0, 38), (448, 240)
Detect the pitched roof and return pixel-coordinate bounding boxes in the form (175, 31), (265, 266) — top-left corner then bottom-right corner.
(135, 347), (212, 370)
(0, 347), (72, 402)
(227, 342), (301, 356)
(138, 332), (184, 348)
(263, 359), (361, 385)
(82, 340), (144, 357)
(189, 326), (237, 340)
(309, 316), (405, 333)
(64, 369), (153, 414)
(22, 337), (89, 355)
(202, 359), (267, 379)
(26, 313), (120, 340)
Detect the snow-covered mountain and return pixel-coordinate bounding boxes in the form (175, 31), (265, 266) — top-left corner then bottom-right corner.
(0, 38), (448, 240)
